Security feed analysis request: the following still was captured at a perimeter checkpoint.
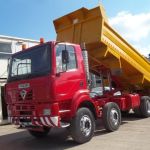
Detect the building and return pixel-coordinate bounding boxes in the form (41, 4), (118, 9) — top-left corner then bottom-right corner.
(0, 35), (39, 124)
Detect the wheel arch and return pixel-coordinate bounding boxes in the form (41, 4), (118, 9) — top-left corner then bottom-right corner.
(70, 90), (98, 119)
(78, 101), (97, 119)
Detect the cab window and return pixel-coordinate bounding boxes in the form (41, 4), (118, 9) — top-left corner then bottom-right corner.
(56, 44), (77, 73)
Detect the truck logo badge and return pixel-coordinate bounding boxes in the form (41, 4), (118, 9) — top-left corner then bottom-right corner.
(20, 90), (27, 100)
(18, 83), (30, 89)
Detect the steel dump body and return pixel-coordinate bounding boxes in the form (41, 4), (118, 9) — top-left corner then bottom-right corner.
(54, 5), (150, 90)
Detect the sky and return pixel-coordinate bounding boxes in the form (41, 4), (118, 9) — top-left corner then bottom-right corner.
(0, 0), (150, 56)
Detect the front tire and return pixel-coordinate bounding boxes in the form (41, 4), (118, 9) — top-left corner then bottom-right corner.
(69, 107), (95, 144)
(102, 102), (121, 132)
(28, 127), (50, 138)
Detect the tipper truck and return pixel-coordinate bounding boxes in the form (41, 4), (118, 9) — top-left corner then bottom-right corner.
(5, 5), (150, 143)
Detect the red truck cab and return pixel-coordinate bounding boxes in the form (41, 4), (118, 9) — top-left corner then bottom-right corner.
(6, 41), (89, 125)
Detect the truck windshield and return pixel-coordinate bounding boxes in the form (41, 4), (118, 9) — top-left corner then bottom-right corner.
(8, 44), (51, 82)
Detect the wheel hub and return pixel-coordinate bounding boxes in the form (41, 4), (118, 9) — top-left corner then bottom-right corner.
(80, 115), (92, 137)
(110, 108), (119, 126)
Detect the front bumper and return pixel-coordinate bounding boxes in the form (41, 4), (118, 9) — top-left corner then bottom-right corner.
(7, 102), (61, 128)
(8, 115), (60, 127)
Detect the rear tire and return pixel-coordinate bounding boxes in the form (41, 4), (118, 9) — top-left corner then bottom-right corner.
(28, 127), (50, 138)
(140, 96), (150, 118)
(102, 102), (121, 132)
(69, 107), (95, 144)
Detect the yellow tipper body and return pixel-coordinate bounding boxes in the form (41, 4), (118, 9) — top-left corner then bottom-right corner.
(53, 5), (150, 89)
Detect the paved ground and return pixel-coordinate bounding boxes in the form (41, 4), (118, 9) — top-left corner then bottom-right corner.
(0, 114), (150, 150)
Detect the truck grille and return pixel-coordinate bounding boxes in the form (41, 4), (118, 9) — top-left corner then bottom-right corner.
(19, 118), (31, 122)
(18, 90), (33, 101)
(16, 105), (35, 111)
(20, 111), (32, 116)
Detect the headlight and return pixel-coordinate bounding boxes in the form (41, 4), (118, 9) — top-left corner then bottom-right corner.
(43, 109), (51, 116)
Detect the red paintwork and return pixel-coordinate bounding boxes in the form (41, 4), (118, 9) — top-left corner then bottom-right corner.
(5, 41), (141, 129)
(111, 94), (140, 111)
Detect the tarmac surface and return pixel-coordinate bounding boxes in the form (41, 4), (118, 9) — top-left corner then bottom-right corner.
(0, 114), (150, 150)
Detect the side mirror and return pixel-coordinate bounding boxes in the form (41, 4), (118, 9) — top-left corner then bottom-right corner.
(62, 50), (69, 64)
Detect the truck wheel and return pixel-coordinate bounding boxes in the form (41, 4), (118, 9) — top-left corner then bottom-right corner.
(69, 107), (95, 144)
(140, 96), (150, 118)
(28, 127), (50, 138)
(102, 102), (121, 132)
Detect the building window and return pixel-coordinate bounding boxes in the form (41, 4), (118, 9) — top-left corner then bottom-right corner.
(0, 42), (12, 59)
(0, 42), (12, 53)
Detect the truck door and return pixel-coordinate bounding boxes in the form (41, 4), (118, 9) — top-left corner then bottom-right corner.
(55, 44), (81, 101)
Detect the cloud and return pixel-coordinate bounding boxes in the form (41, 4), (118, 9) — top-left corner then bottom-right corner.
(109, 11), (150, 56)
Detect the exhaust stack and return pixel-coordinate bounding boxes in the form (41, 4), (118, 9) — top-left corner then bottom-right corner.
(81, 43), (90, 88)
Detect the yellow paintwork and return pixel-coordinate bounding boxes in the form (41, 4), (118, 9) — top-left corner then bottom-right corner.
(53, 5), (150, 89)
